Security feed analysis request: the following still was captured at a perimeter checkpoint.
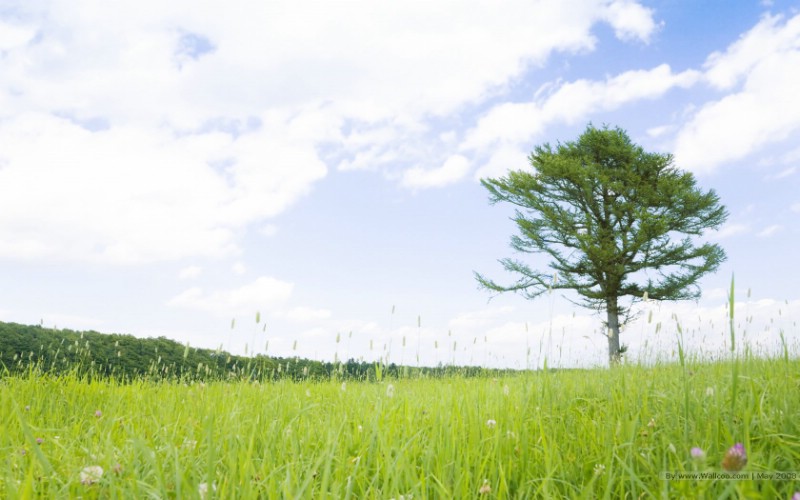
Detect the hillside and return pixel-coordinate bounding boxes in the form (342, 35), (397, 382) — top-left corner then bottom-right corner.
(0, 321), (497, 381)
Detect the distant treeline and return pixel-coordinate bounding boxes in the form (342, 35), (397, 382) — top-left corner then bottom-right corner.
(0, 321), (516, 381)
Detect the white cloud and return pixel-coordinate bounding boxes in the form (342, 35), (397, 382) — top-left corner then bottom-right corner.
(432, 294), (800, 368)
(767, 167), (796, 180)
(756, 224), (783, 238)
(473, 145), (531, 181)
(448, 306), (516, 331)
(0, 0), (659, 263)
(0, 19), (36, 50)
(541, 64), (699, 121)
(400, 155), (471, 190)
(756, 224), (781, 237)
(283, 306), (332, 322)
(710, 222), (749, 240)
(703, 14), (800, 90)
(779, 146), (800, 164)
(791, 203), (800, 213)
(259, 224), (279, 237)
(168, 276), (294, 316)
(601, 0), (659, 43)
(461, 101), (542, 153)
(0, 112), (326, 263)
(675, 13), (800, 173)
(0, 115), (236, 262)
(178, 266), (203, 280)
(646, 124), (674, 138)
(232, 262), (246, 275)
(0, 1), (657, 125)
(463, 64), (699, 177)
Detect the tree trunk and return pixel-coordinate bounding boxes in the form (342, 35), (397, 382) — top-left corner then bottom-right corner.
(606, 296), (621, 365)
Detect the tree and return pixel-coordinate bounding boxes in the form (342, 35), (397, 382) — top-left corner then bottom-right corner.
(475, 124), (728, 365)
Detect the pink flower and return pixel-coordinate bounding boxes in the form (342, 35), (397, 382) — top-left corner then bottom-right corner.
(94, 410), (102, 418)
(690, 447), (705, 460)
(36, 437), (44, 445)
(721, 443), (747, 472)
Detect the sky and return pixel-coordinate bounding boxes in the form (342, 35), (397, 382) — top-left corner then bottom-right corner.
(1, 0), (799, 369)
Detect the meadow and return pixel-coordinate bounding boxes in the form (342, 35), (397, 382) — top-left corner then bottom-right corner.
(2, 352), (799, 498)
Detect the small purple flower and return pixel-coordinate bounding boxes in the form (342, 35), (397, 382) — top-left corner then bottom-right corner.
(36, 437), (44, 445)
(24, 405), (30, 412)
(94, 410), (102, 418)
(690, 447), (705, 460)
(721, 443), (747, 472)
(791, 492), (800, 500)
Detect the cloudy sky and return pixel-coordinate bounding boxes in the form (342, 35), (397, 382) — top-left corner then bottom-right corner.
(2, 0), (798, 368)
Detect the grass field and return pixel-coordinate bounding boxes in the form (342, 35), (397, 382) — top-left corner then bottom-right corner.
(2, 352), (799, 498)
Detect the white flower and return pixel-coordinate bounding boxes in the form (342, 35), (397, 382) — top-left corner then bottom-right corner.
(486, 419), (497, 428)
(341, 382), (347, 392)
(80, 465), (104, 485)
(502, 384), (510, 396)
(198, 482), (216, 499)
(705, 387), (715, 397)
(593, 464), (605, 476)
(386, 384), (395, 398)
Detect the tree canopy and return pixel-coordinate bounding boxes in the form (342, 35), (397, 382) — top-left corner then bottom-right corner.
(476, 124), (728, 364)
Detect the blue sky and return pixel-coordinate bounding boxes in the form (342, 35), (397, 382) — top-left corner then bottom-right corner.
(1, 0), (798, 368)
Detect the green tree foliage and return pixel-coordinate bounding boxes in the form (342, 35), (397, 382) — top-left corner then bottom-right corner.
(0, 322), (504, 381)
(476, 125), (728, 365)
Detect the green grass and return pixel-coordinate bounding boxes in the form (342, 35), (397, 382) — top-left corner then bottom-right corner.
(2, 354), (799, 498)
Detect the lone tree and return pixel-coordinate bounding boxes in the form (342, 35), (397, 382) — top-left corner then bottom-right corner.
(476, 124), (728, 365)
